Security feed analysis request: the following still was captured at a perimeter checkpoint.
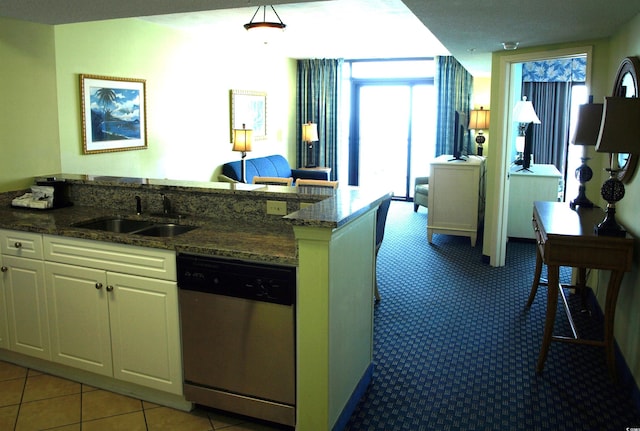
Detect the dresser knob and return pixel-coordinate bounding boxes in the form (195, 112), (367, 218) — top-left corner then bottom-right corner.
(1, 266), (7, 272)
(106, 285), (114, 292)
(95, 282), (103, 290)
(14, 242), (22, 248)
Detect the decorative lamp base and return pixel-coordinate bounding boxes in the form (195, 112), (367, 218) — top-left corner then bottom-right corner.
(570, 158), (594, 210)
(569, 185), (594, 209)
(595, 206), (626, 237)
(305, 142), (316, 169)
(595, 169), (626, 237)
(475, 133), (485, 156)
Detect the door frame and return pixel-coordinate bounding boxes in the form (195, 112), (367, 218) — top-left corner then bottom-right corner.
(484, 46), (593, 267)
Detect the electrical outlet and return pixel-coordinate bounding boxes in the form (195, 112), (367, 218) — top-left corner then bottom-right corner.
(266, 200), (288, 215)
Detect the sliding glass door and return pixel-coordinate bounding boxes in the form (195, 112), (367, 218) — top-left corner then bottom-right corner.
(352, 82), (434, 200)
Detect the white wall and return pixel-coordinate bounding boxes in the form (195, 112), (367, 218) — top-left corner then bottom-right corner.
(54, 18), (297, 182)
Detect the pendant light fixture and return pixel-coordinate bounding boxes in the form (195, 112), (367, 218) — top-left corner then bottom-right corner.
(244, 5), (287, 31)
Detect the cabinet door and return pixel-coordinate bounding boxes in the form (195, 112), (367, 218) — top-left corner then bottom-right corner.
(45, 262), (112, 376)
(108, 272), (182, 395)
(0, 257), (8, 349)
(3, 255), (50, 360)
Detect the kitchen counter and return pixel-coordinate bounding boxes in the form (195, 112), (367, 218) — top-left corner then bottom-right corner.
(0, 174), (392, 430)
(0, 174), (390, 266)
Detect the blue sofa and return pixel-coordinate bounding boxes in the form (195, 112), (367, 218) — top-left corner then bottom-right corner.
(221, 155), (329, 184)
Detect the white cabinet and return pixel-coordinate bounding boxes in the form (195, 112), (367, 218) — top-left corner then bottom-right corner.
(427, 155), (486, 246)
(44, 235), (182, 395)
(45, 263), (112, 375)
(507, 164), (561, 239)
(0, 230), (50, 360)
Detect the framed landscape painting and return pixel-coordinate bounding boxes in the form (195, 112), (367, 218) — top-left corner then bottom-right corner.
(80, 74), (147, 154)
(230, 89), (267, 141)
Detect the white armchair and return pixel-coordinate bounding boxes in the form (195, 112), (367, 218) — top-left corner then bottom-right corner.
(414, 176), (429, 212)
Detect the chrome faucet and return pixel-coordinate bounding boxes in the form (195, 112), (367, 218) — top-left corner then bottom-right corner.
(135, 196), (142, 215)
(161, 193), (171, 215)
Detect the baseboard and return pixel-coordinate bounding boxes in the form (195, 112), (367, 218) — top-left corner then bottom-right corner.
(332, 363), (373, 431)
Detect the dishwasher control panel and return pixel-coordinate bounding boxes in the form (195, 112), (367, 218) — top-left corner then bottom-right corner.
(177, 254), (296, 305)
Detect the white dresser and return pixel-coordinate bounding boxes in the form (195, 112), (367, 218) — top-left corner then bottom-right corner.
(427, 155), (486, 246)
(507, 164), (562, 239)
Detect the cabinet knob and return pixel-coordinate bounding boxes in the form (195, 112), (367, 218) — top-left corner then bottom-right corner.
(14, 242), (22, 249)
(106, 285), (114, 292)
(95, 282), (103, 290)
(1, 266), (7, 272)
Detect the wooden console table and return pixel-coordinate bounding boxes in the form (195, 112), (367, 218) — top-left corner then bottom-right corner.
(527, 201), (634, 380)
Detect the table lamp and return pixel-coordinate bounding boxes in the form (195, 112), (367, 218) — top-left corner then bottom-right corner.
(569, 102), (603, 209)
(513, 96), (541, 172)
(232, 123), (253, 183)
(594, 97), (640, 237)
(302, 122), (319, 168)
(468, 107), (490, 156)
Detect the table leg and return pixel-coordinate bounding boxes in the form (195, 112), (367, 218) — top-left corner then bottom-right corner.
(526, 246), (544, 308)
(604, 270), (625, 381)
(536, 264), (559, 373)
(575, 267), (589, 312)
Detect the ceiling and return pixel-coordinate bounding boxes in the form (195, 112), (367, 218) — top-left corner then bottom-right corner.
(1, 0), (640, 77)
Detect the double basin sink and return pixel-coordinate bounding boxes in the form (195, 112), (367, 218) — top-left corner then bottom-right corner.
(71, 216), (197, 237)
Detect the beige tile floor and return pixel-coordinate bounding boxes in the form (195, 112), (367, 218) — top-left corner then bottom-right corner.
(0, 360), (286, 431)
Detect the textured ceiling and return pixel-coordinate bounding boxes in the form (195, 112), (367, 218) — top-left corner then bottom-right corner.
(1, 0), (639, 76)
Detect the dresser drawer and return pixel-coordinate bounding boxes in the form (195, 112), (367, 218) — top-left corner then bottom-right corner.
(0, 229), (44, 259)
(531, 213), (547, 259)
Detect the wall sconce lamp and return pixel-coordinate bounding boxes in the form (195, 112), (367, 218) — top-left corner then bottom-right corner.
(569, 102), (603, 209)
(232, 123), (253, 183)
(468, 107), (490, 156)
(512, 96), (541, 172)
(302, 122), (319, 168)
(594, 97), (640, 237)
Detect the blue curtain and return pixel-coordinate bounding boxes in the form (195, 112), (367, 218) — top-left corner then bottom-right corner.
(522, 82), (573, 174)
(296, 59), (343, 179)
(435, 56), (473, 156)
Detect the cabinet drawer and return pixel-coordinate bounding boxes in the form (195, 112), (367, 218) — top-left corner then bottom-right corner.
(0, 229), (43, 259)
(43, 235), (176, 281)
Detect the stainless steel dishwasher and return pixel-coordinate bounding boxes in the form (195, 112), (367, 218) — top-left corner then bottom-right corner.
(177, 253), (296, 427)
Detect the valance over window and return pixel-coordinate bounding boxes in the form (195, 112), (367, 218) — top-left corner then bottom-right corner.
(522, 56), (586, 83)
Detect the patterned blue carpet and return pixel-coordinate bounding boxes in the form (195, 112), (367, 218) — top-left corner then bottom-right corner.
(345, 201), (640, 430)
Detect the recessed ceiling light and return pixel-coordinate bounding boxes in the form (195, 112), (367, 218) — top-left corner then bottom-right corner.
(502, 42), (519, 50)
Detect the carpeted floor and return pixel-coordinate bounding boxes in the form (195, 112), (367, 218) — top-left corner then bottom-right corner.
(345, 201), (640, 430)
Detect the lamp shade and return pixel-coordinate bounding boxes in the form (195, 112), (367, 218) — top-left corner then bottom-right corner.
(572, 103), (603, 146)
(302, 122), (319, 143)
(595, 97), (640, 154)
(232, 126), (253, 153)
(468, 107), (490, 130)
(513, 97), (541, 124)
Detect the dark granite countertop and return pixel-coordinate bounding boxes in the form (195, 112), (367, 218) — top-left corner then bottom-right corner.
(0, 205), (298, 266)
(0, 175), (392, 266)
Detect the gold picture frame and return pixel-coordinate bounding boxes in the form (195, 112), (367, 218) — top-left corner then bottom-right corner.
(80, 74), (147, 154)
(230, 89), (267, 141)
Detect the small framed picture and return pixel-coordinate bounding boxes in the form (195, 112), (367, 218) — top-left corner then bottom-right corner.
(80, 74), (147, 154)
(230, 89), (267, 141)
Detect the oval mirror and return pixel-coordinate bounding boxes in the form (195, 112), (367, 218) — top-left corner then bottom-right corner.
(611, 56), (639, 183)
